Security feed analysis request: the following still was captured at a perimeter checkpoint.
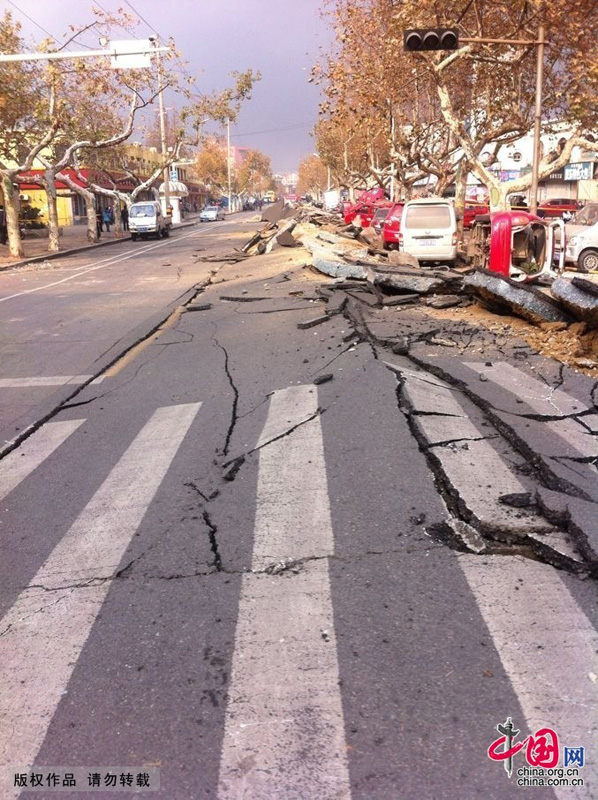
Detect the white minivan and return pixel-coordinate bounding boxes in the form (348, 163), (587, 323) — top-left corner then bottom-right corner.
(399, 197), (458, 264)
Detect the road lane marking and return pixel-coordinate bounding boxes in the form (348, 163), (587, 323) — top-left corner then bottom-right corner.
(0, 402), (201, 785)
(0, 223), (225, 304)
(459, 555), (598, 799)
(464, 361), (588, 415)
(0, 376), (103, 388)
(0, 420), (85, 502)
(218, 385), (351, 799)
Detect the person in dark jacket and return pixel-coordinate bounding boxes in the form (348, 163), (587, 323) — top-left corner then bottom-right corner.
(0, 205), (7, 245)
(96, 208), (102, 239)
(121, 205), (129, 231)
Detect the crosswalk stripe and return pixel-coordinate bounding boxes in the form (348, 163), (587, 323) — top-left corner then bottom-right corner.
(459, 555), (598, 799)
(0, 402), (201, 786)
(0, 420), (85, 502)
(218, 385), (351, 799)
(464, 362), (588, 416)
(0, 376), (103, 388)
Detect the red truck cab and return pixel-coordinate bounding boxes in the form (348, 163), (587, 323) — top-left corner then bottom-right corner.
(468, 211), (565, 283)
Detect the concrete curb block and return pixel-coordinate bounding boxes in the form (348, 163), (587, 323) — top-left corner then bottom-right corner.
(0, 220), (198, 273)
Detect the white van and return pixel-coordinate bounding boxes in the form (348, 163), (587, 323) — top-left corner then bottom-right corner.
(129, 201), (171, 241)
(565, 202), (598, 272)
(399, 198), (457, 264)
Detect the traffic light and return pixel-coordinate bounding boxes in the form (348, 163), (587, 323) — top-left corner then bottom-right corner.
(403, 28), (459, 52)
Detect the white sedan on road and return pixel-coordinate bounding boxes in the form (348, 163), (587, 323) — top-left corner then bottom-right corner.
(200, 206), (226, 222)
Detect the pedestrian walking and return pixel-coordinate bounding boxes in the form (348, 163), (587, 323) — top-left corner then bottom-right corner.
(108, 206), (115, 226)
(121, 205), (129, 231)
(95, 208), (102, 239)
(0, 204), (7, 245)
(102, 207), (111, 233)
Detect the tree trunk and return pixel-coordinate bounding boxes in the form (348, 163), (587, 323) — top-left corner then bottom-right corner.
(2, 174), (23, 258)
(113, 202), (123, 238)
(43, 170), (60, 252)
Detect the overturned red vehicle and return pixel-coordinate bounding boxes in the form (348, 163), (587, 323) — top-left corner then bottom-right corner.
(343, 188), (386, 226)
(467, 210), (565, 283)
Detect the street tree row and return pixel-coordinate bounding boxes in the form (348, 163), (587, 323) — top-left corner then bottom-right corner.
(0, 9), (259, 257)
(313, 0), (598, 212)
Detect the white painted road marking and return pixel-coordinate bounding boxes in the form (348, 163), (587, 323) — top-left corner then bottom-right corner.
(0, 375), (104, 388)
(0, 222), (230, 304)
(0, 420), (85, 502)
(0, 402), (201, 791)
(218, 385), (351, 799)
(460, 555), (598, 799)
(465, 361), (588, 415)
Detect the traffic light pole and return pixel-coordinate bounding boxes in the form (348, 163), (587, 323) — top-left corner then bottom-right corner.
(529, 23), (545, 215)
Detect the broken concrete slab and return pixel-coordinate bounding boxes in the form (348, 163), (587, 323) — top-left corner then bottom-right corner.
(412, 414), (496, 446)
(387, 250), (420, 269)
(426, 295), (462, 309)
(382, 294), (421, 306)
(184, 302), (212, 312)
(261, 199), (285, 223)
(276, 229), (300, 247)
(429, 439), (555, 536)
(550, 276), (598, 327)
(297, 315), (332, 330)
(324, 292), (348, 316)
(366, 265), (462, 295)
(463, 269), (573, 325)
(495, 410), (598, 460)
(312, 258), (368, 281)
(537, 486), (598, 563)
(572, 276), (598, 297)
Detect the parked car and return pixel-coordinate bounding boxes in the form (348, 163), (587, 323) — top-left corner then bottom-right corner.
(463, 202), (489, 229)
(564, 202), (598, 272)
(381, 202), (405, 249)
(129, 201), (171, 241)
(468, 210), (565, 283)
(537, 197), (584, 220)
(399, 198), (458, 264)
(371, 205), (391, 235)
(200, 206), (225, 222)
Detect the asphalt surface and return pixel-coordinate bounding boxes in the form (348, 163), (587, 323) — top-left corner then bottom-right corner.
(0, 218), (596, 799)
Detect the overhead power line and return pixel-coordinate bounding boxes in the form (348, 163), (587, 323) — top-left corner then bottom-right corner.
(6, 0), (95, 50)
(122, 0), (161, 37)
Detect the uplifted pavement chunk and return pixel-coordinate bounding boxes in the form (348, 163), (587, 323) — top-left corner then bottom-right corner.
(366, 265), (461, 295)
(464, 269), (573, 324)
(551, 276), (598, 327)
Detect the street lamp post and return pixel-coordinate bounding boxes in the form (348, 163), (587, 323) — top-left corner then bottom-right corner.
(227, 118), (232, 214)
(154, 39), (171, 217)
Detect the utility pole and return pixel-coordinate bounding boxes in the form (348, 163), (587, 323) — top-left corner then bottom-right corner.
(227, 118), (232, 214)
(529, 21), (545, 215)
(155, 39), (170, 216)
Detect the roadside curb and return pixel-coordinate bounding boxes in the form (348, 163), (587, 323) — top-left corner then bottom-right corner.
(0, 220), (199, 273)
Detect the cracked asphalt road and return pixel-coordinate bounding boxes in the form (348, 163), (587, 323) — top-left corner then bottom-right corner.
(0, 222), (597, 798)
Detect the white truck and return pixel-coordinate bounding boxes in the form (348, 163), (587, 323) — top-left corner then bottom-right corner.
(129, 201), (172, 240)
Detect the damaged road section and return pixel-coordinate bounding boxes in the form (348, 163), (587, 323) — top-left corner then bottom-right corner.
(384, 360), (597, 576)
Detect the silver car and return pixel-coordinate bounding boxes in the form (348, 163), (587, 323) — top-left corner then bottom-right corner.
(200, 206), (225, 222)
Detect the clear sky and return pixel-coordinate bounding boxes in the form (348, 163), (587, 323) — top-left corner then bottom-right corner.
(4, 0), (334, 172)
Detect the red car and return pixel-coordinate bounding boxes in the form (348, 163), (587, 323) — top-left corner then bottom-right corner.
(381, 202), (405, 249)
(537, 198), (583, 219)
(463, 203), (489, 229)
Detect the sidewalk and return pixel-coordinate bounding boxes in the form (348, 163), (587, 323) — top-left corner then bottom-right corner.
(0, 213), (203, 271)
